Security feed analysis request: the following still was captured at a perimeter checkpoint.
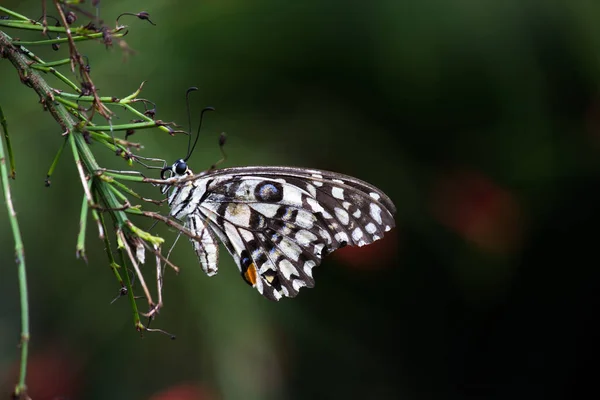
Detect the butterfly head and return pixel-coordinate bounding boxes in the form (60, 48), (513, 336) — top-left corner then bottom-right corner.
(160, 90), (215, 181)
(161, 159), (192, 179)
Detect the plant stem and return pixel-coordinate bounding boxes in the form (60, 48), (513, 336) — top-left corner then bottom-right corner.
(0, 105), (16, 178)
(0, 106), (30, 399)
(0, 6), (30, 21)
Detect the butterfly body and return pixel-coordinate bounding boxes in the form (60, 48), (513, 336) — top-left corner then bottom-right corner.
(164, 163), (396, 300)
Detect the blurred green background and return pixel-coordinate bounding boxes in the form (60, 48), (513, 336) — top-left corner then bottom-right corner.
(2, 1), (600, 399)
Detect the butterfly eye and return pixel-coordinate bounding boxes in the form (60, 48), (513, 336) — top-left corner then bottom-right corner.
(174, 159), (188, 175)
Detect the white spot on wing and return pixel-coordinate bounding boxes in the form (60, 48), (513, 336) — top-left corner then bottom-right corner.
(224, 222), (245, 256)
(278, 259), (297, 279)
(365, 222), (377, 234)
(317, 227), (333, 244)
(306, 197), (325, 213)
(278, 238), (301, 261)
(238, 228), (254, 242)
(292, 279), (306, 291)
(334, 231), (350, 244)
(332, 187), (345, 200)
(225, 203), (252, 227)
(303, 260), (316, 278)
(335, 207), (350, 225)
(283, 186), (304, 206)
(306, 183), (317, 198)
(369, 203), (383, 224)
(250, 203), (280, 218)
(352, 227), (364, 242)
(370, 192), (381, 201)
(353, 209), (361, 218)
(295, 210), (315, 229)
(295, 230), (318, 246)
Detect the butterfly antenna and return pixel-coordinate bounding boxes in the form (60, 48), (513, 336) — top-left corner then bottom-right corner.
(183, 87), (215, 162)
(184, 87), (199, 157)
(185, 106), (216, 162)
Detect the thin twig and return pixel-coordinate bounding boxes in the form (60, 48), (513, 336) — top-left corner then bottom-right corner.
(140, 239), (180, 274)
(116, 229), (154, 309)
(138, 211), (207, 244)
(53, 0), (111, 118)
(114, 225), (145, 333)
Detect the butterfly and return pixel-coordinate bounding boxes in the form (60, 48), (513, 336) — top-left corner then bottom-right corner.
(161, 159), (396, 301)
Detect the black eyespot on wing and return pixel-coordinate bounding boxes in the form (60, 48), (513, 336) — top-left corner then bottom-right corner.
(240, 250), (256, 286)
(254, 181), (284, 202)
(240, 250), (252, 270)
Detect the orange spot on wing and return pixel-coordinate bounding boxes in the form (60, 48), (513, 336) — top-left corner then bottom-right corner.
(243, 263), (258, 285)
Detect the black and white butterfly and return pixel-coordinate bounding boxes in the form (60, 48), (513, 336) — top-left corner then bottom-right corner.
(161, 160), (396, 300)
(159, 91), (396, 300)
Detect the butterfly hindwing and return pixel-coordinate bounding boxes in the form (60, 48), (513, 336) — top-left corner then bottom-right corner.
(186, 213), (219, 276)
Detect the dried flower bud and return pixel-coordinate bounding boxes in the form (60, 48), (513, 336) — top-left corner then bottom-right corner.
(66, 11), (77, 25)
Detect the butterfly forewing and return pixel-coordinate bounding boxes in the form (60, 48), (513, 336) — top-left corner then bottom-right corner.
(166, 166), (396, 300)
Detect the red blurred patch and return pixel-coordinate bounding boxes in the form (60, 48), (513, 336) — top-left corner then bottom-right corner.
(431, 169), (522, 254)
(6, 345), (82, 400)
(149, 383), (216, 400)
(333, 228), (398, 269)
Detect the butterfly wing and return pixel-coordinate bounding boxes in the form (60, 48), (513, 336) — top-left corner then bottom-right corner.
(186, 213), (219, 276)
(169, 166), (396, 300)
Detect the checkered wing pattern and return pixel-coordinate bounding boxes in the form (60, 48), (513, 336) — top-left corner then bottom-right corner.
(167, 166), (396, 300)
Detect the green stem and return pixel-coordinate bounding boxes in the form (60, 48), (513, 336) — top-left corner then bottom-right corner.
(0, 106), (30, 398)
(106, 181), (131, 204)
(116, 230), (144, 331)
(0, 6), (30, 21)
(103, 175), (146, 200)
(29, 58), (71, 68)
(45, 137), (67, 186)
(10, 31), (126, 46)
(0, 105), (16, 178)
(84, 121), (166, 132)
(76, 181), (91, 262)
(97, 197), (125, 286)
(102, 171), (146, 182)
